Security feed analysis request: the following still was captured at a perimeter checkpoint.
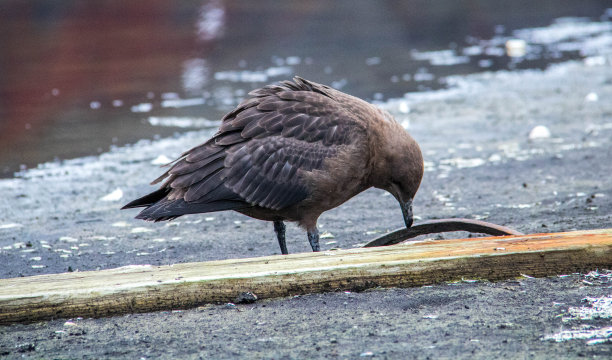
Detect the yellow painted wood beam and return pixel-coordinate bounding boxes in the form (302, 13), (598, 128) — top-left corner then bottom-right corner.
(1, 228), (610, 325)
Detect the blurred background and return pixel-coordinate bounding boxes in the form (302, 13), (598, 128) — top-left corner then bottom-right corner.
(1, 0), (610, 177)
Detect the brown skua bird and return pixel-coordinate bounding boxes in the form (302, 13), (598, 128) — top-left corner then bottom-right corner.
(123, 77), (424, 254)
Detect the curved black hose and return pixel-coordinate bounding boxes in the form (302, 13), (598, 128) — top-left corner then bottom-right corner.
(363, 218), (523, 248)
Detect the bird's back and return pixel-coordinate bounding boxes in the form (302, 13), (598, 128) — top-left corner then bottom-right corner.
(123, 77), (380, 224)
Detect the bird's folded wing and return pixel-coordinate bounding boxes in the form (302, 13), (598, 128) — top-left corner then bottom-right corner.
(161, 78), (367, 211)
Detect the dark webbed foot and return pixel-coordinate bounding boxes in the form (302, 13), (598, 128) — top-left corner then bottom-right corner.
(273, 220), (288, 255)
(307, 228), (320, 252)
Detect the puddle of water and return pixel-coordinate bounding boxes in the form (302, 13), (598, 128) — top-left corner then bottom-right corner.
(0, 1), (610, 177)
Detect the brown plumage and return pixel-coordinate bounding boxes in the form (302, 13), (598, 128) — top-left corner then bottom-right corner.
(123, 77), (424, 254)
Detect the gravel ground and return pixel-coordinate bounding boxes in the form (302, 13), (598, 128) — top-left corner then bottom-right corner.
(0, 60), (611, 358)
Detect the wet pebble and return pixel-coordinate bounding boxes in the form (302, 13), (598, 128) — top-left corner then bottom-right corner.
(505, 39), (527, 57)
(529, 125), (551, 140)
(16, 343), (35, 353)
(585, 92), (599, 102)
(320, 231), (335, 239)
(235, 292), (258, 304)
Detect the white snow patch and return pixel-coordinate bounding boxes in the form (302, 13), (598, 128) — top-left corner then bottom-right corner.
(131, 103), (153, 113)
(411, 49), (469, 66)
(59, 236), (78, 243)
(0, 223), (23, 230)
(150, 155), (172, 166)
(100, 188), (123, 202)
(148, 116), (219, 129)
(161, 98), (205, 109)
(214, 66), (292, 83)
(131, 227), (154, 234)
(544, 326), (612, 343)
(563, 296), (612, 322)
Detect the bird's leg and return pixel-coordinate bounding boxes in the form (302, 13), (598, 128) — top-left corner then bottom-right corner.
(307, 227), (320, 252)
(273, 220), (288, 255)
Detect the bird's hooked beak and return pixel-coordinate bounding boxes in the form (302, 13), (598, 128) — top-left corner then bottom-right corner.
(400, 199), (413, 228)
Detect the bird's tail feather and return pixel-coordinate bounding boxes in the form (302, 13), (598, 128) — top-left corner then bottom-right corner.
(121, 187), (170, 209)
(134, 199), (249, 221)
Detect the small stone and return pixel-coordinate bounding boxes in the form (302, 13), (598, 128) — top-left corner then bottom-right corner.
(585, 92), (599, 102)
(320, 231), (335, 239)
(529, 125), (551, 140)
(505, 39), (526, 57)
(16, 343), (35, 353)
(235, 292), (258, 304)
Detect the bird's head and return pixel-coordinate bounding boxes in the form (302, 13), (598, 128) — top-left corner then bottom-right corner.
(370, 117), (424, 229)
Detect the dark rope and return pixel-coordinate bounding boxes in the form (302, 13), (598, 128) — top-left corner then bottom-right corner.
(363, 218), (523, 248)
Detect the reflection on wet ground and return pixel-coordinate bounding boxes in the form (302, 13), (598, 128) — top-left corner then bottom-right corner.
(0, 0), (610, 177)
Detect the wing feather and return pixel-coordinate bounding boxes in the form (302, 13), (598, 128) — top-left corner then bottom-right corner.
(129, 77), (369, 220)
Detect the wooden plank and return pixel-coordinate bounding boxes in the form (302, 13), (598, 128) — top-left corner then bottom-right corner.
(1, 228), (611, 325)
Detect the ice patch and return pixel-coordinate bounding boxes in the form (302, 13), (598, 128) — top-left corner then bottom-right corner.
(100, 188), (123, 202)
(0, 223), (23, 230)
(544, 326), (612, 343)
(151, 155), (172, 165)
(214, 66), (292, 83)
(365, 57), (381, 66)
(515, 19), (612, 45)
(196, 0), (225, 41)
(130, 103), (153, 113)
(508, 204), (532, 209)
(563, 296), (612, 322)
(182, 58), (209, 93)
(584, 56), (607, 66)
(148, 116), (219, 129)
(439, 157), (486, 169)
(131, 227), (154, 234)
(411, 49), (470, 66)
(161, 98), (205, 109)
(59, 236), (78, 243)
